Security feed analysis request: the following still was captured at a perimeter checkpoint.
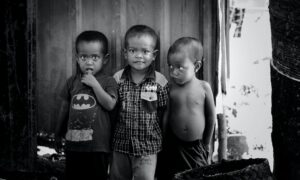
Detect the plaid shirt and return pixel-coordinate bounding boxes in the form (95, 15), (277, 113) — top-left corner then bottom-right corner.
(113, 65), (168, 156)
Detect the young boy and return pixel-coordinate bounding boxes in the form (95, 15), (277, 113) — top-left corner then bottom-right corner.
(110, 25), (168, 180)
(159, 37), (216, 179)
(55, 30), (118, 180)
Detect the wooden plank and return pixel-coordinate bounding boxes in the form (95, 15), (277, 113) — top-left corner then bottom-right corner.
(202, 0), (213, 84)
(182, 0), (201, 38)
(112, 0), (127, 71)
(156, 0), (170, 77)
(170, 0), (183, 43)
(37, 0), (76, 132)
(80, 0), (114, 75)
(126, 0), (155, 28)
(201, 0), (218, 95)
(170, 0), (200, 43)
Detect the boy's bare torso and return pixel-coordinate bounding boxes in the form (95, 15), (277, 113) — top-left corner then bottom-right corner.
(169, 80), (206, 141)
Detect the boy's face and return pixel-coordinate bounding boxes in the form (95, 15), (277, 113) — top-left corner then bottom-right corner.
(168, 51), (198, 85)
(76, 41), (107, 75)
(125, 35), (157, 72)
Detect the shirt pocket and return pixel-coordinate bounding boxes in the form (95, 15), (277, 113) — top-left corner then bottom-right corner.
(141, 91), (158, 113)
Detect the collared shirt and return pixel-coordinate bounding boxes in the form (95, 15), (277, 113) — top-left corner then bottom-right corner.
(113, 65), (168, 156)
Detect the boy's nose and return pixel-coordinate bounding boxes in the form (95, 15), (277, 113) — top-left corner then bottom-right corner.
(170, 69), (180, 76)
(86, 58), (94, 64)
(134, 51), (143, 58)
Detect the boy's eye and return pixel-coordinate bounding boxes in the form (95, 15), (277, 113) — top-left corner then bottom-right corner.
(142, 50), (151, 55)
(78, 54), (101, 61)
(127, 48), (154, 57)
(169, 65), (185, 72)
(128, 49), (135, 54)
(79, 55), (88, 60)
(91, 55), (101, 60)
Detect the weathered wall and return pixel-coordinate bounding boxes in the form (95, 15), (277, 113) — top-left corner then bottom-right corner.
(0, 0), (219, 175)
(37, 0), (219, 133)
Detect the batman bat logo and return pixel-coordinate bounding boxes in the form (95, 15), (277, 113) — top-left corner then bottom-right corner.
(71, 93), (96, 110)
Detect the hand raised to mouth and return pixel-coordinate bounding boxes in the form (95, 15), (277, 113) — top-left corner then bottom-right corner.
(81, 71), (99, 88)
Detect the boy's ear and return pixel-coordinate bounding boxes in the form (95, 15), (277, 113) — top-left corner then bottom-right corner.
(152, 50), (159, 60)
(123, 48), (128, 60)
(102, 54), (109, 65)
(194, 59), (202, 72)
(76, 55), (80, 63)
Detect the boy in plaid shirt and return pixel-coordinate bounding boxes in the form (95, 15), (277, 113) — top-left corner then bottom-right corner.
(110, 25), (168, 180)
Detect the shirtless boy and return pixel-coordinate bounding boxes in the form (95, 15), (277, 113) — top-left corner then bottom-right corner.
(159, 37), (216, 179)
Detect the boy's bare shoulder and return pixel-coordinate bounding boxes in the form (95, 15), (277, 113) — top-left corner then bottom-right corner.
(198, 80), (212, 92)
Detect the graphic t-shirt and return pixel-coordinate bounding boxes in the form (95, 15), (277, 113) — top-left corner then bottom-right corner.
(61, 73), (118, 152)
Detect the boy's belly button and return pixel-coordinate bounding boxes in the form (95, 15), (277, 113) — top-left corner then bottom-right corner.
(183, 126), (188, 132)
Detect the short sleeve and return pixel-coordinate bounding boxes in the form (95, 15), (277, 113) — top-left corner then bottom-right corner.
(60, 76), (74, 102)
(103, 76), (118, 99)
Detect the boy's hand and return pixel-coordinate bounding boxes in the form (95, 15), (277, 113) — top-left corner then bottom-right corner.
(81, 73), (99, 88)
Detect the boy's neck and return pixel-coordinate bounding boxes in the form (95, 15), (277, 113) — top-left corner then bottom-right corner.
(130, 68), (147, 84)
(174, 75), (198, 87)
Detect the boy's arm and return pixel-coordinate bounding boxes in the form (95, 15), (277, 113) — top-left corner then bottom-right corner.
(161, 101), (169, 137)
(202, 82), (216, 149)
(157, 103), (168, 138)
(157, 80), (169, 137)
(81, 74), (117, 111)
(91, 82), (117, 110)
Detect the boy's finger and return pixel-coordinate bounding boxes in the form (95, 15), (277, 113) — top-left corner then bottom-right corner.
(86, 69), (93, 74)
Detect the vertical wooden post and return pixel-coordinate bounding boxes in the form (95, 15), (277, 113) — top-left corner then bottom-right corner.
(217, 113), (227, 161)
(216, 0), (229, 162)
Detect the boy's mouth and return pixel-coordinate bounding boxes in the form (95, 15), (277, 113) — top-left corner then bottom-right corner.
(172, 77), (183, 84)
(134, 61), (145, 64)
(85, 68), (93, 74)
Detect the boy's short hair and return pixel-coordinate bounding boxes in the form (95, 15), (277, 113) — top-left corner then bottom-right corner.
(124, 25), (158, 49)
(167, 37), (204, 63)
(75, 30), (108, 55)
